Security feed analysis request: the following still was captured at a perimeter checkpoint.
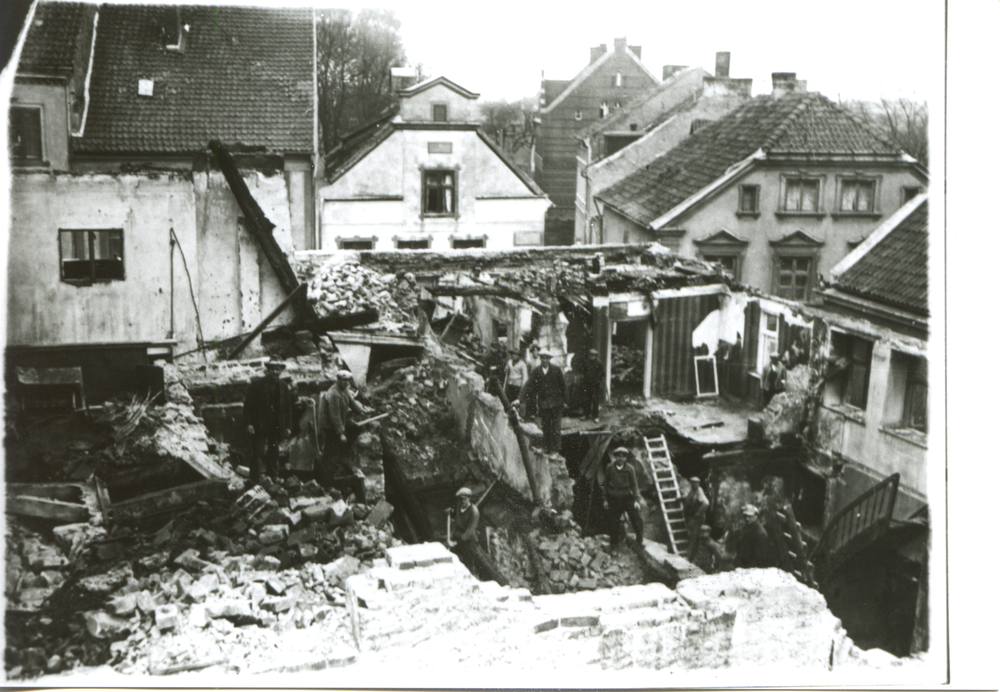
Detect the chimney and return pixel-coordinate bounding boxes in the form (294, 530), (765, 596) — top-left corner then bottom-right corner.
(629, 45), (642, 60)
(703, 76), (753, 99)
(613, 37), (627, 53)
(663, 65), (687, 80)
(771, 72), (807, 98)
(715, 51), (730, 78)
(590, 44), (607, 63)
(391, 66), (417, 93)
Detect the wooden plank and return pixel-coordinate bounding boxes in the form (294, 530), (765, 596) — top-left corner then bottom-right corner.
(227, 284), (307, 359)
(110, 479), (227, 523)
(6, 496), (90, 523)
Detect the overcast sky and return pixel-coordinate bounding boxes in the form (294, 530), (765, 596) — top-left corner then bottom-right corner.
(325, 0), (944, 104)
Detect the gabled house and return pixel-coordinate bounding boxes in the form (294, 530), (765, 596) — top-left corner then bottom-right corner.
(575, 52), (754, 244)
(7, 2), (318, 399)
(317, 76), (550, 251)
(537, 37), (659, 244)
(594, 73), (928, 303)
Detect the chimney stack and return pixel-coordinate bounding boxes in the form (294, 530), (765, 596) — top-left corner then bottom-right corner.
(390, 66), (417, 93)
(715, 51), (730, 77)
(590, 44), (608, 63)
(663, 65), (687, 80)
(771, 72), (807, 98)
(629, 45), (642, 60)
(613, 37), (627, 53)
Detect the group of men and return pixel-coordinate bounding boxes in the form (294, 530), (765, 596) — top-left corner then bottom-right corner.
(242, 359), (373, 488)
(487, 343), (605, 454)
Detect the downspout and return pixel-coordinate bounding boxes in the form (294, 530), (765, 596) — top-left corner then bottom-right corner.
(576, 135), (593, 244)
(71, 8), (99, 138)
(311, 7), (321, 250)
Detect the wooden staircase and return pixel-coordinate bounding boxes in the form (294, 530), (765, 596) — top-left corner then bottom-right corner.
(643, 434), (689, 555)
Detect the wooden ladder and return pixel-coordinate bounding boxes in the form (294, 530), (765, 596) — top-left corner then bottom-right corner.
(644, 434), (689, 555)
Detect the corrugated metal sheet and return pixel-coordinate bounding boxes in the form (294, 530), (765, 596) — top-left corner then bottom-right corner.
(650, 294), (719, 397)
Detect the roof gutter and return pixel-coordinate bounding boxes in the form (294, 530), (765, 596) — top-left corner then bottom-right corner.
(649, 148), (766, 230)
(71, 7), (99, 138)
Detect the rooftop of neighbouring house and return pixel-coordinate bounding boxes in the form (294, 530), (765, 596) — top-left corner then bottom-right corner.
(17, 1), (91, 74)
(63, 3), (314, 155)
(833, 196), (929, 316)
(596, 92), (905, 228)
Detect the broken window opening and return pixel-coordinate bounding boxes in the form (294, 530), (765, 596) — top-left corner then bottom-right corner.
(59, 229), (125, 284)
(703, 253), (740, 281)
(825, 332), (873, 411)
(423, 170), (456, 216)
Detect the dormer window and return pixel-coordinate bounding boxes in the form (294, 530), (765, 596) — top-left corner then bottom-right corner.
(163, 7), (188, 52)
(9, 105), (43, 163)
(433, 104), (448, 122)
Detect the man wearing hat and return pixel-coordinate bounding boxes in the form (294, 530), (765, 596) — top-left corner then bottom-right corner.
(448, 487), (480, 550)
(317, 370), (371, 486)
(761, 351), (787, 407)
(684, 476), (710, 560)
(601, 447), (643, 547)
(243, 359), (293, 485)
(521, 349), (567, 453)
(504, 347), (530, 407)
(735, 504), (771, 568)
(573, 347), (604, 422)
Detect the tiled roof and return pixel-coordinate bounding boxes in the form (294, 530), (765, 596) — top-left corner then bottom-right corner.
(581, 66), (708, 138)
(18, 1), (90, 74)
(597, 93), (902, 227)
(73, 4), (313, 155)
(836, 200), (928, 315)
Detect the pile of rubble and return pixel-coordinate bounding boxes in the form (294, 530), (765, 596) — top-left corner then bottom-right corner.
(532, 526), (647, 593)
(370, 358), (464, 484)
(300, 260), (418, 332)
(4, 475), (399, 679)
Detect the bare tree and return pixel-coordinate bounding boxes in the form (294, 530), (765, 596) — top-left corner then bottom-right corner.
(842, 97), (929, 168)
(316, 9), (408, 153)
(479, 97), (539, 164)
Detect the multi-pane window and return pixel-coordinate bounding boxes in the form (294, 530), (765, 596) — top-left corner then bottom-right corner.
(782, 178), (820, 212)
(432, 104), (448, 122)
(59, 229), (125, 283)
(9, 106), (43, 162)
(423, 170), (456, 216)
(396, 239), (429, 249)
(827, 332), (873, 411)
(339, 238), (374, 250)
(737, 185), (759, 213)
(839, 178), (876, 212)
(776, 256), (812, 300)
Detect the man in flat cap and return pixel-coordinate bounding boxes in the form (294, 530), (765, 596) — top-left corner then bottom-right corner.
(601, 447), (644, 548)
(243, 359), (293, 485)
(522, 349), (566, 453)
(574, 347), (604, 423)
(762, 352), (787, 407)
(317, 369), (371, 486)
(684, 476), (710, 560)
(735, 504), (771, 568)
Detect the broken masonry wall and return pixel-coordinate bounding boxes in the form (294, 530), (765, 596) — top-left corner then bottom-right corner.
(7, 171), (297, 359)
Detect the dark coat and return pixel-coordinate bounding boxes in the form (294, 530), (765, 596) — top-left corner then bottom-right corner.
(243, 375), (292, 438)
(523, 364), (566, 411)
(735, 519), (771, 568)
(574, 353), (604, 387)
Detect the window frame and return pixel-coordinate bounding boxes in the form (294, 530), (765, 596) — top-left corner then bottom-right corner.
(833, 174), (882, 218)
(736, 184), (760, 216)
(59, 228), (125, 285)
(9, 104), (45, 164)
(336, 236), (376, 251)
(451, 236), (486, 249)
(774, 255), (814, 301)
(701, 253), (742, 281)
(394, 236), (431, 250)
(769, 231), (824, 302)
(432, 104), (448, 122)
(900, 186), (922, 205)
(824, 330), (874, 413)
(776, 174), (825, 216)
(422, 168), (458, 218)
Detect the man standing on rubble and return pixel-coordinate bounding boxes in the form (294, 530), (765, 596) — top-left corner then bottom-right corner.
(761, 352), (787, 406)
(317, 370), (371, 486)
(735, 504), (771, 568)
(574, 347), (604, 422)
(504, 348), (530, 407)
(601, 447), (643, 548)
(522, 350), (566, 453)
(243, 359), (293, 485)
(684, 476), (710, 561)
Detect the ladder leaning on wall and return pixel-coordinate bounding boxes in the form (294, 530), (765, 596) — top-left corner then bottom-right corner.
(643, 434), (690, 556)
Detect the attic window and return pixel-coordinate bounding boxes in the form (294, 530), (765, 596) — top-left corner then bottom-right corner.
(599, 102), (609, 119)
(138, 79), (154, 97)
(575, 110), (582, 120)
(433, 104), (448, 122)
(9, 105), (43, 162)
